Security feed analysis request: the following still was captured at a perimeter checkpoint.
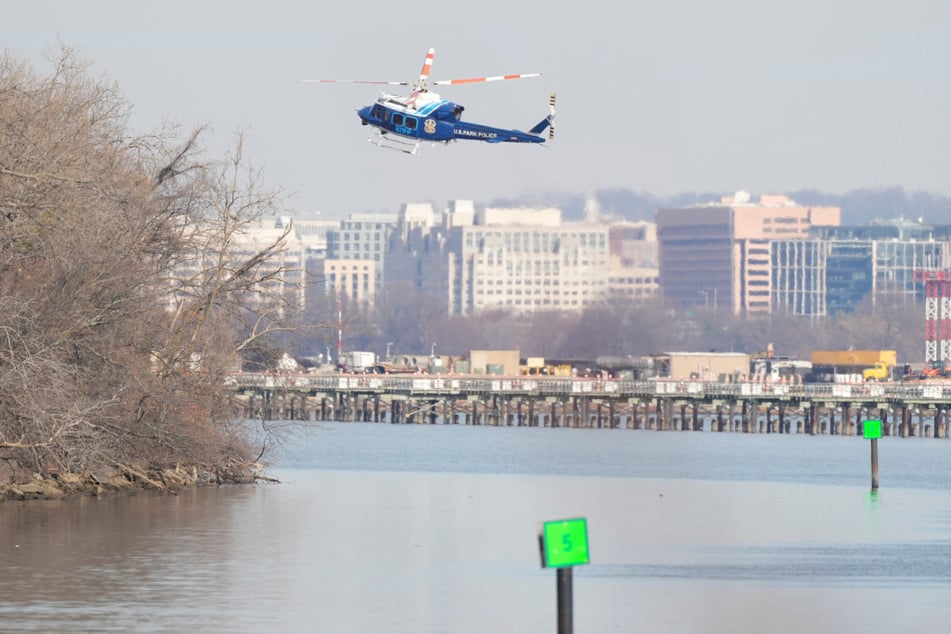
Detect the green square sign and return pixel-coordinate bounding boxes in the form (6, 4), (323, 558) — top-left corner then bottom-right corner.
(540, 517), (590, 568)
(863, 419), (882, 439)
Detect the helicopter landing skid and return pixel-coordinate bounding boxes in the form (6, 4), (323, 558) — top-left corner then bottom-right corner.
(369, 130), (419, 155)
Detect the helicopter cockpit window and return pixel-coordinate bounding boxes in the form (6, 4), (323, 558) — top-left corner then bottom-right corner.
(371, 105), (384, 118)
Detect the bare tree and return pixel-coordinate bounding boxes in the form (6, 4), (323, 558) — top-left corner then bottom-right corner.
(0, 46), (315, 486)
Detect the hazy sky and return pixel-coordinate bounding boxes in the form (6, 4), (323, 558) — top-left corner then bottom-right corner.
(5, 1), (951, 215)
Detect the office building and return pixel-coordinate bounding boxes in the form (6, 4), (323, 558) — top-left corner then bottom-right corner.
(773, 222), (951, 317)
(657, 192), (840, 315)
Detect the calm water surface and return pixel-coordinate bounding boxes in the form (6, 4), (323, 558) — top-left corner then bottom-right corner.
(3, 423), (951, 633)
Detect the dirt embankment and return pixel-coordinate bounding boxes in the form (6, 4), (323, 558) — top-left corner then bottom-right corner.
(0, 458), (278, 501)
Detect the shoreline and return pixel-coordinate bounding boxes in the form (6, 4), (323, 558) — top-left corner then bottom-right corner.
(0, 460), (279, 502)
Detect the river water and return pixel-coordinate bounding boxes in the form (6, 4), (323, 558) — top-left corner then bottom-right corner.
(3, 423), (951, 633)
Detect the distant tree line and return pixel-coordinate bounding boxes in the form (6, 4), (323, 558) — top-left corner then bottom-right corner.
(318, 286), (926, 366)
(490, 187), (951, 226)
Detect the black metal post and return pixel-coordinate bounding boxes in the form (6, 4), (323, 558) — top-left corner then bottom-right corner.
(557, 567), (573, 634)
(871, 437), (879, 490)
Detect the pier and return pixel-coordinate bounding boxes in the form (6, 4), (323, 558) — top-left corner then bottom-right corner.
(229, 373), (951, 438)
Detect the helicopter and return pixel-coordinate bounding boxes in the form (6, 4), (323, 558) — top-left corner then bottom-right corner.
(302, 48), (555, 155)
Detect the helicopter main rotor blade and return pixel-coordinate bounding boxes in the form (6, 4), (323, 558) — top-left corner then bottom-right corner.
(300, 79), (411, 86)
(405, 48), (438, 108)
(418, 48), (435, 84)
(432, 73), (542, 86)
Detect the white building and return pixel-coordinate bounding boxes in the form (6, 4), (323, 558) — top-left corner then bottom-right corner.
(327, 211), (398, 297)
(386, 201), (612, 315)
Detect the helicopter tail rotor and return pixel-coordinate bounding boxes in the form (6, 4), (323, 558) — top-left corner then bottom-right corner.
(548, 92), (556, 140)
(528, 92), (557, 141)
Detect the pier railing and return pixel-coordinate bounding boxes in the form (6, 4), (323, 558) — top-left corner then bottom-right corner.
(228, 372), (951, 404)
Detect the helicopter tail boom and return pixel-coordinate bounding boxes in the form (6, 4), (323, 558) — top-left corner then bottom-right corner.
(455, 92), (556, 144)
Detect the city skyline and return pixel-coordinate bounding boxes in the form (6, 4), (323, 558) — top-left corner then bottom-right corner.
(6, 0), (951, 216)
(244, 195), (951, 330)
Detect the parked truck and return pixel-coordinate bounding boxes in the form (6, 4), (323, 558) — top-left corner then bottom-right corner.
(807, 350), (897, 382)
(339, 350), (376, 373)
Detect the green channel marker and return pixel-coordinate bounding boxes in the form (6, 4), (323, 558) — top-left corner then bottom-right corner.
(864, 419), (882, 439)
(542, 518), (590, 568)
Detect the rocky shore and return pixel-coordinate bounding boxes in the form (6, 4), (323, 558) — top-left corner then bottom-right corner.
(0, 458), (277, 501)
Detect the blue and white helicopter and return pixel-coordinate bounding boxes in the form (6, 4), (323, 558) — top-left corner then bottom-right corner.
(302, 48), (555, 155)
